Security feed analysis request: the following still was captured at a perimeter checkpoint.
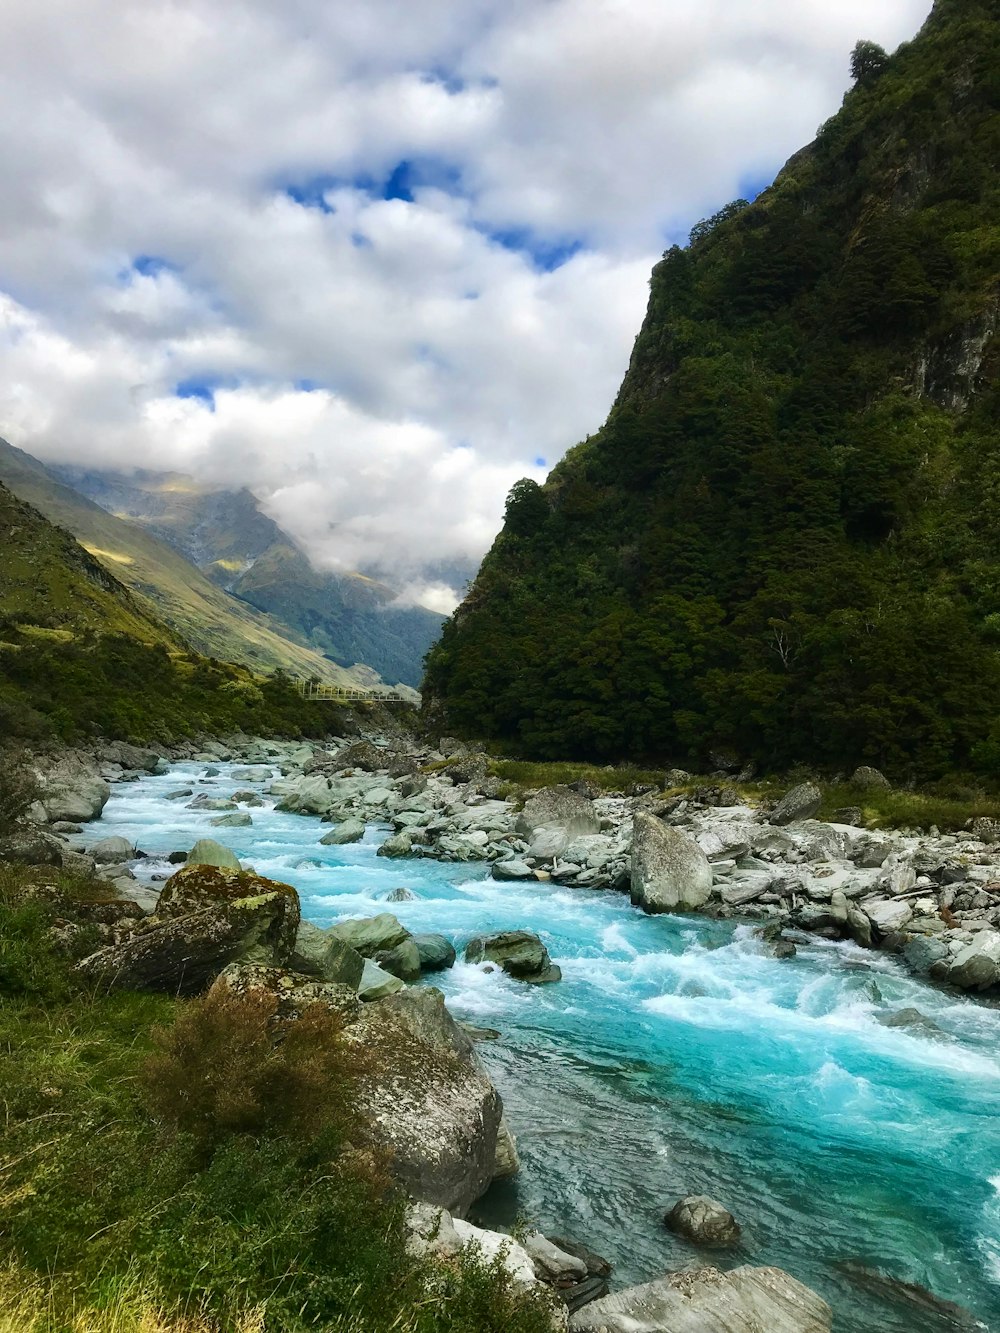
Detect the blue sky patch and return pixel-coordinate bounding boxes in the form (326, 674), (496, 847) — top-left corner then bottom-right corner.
(738, 169), (777, 204)
(132, 254), (177, 278)
(174, 374), (238, 409)
(479, 225), (584, 272)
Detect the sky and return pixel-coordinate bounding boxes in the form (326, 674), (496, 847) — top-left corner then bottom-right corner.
(0, 0), (933, 613)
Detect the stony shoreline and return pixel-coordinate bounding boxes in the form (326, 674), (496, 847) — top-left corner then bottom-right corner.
(8, 729), (1000, 1331)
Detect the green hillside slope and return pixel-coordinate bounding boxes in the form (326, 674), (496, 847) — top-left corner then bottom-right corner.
(425, 0), (1000, 780)
(0, 441), (357, 686)
(53, 465), (444, 687)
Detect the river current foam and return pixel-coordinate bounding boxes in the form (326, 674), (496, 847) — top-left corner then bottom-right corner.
(96, 761), (1000, 1332)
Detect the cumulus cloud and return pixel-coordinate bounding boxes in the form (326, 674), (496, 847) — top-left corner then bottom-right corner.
(0, 0), (932, 610)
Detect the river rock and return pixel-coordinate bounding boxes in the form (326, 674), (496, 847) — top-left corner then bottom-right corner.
(377, 830), (413, 858)
(157, 863), (300, 959)
(406, 1202), (538, 1291)
(851, 766), (891, 791)
(0, 828), (66, 866)
(374, 938), (422, 981)
(523, 1232), (588, 1283)
(768, 783), (823, 826)
(516, 785), (600, 839)
(347, 988), (502, 1214)
(186, 838), (242, 870)
(862, 897), (913, 936)
(187, 796), (238, 811)
(630, 812), (712, 914)
(664, 1195), (741, 1246)
(291, 920), (365, 988)
(492, 858), (536, 881)
(97, 741), (163, 773)
(568, 1265), (832, 1333)
(947, 933), (1000, 991)
(35, 751), (111, 823)
(329, 913), (411, 956)
(89, 836), (136, 864)
(166, 788), (193, 801)
(358, 957), (405, 1000)
(274, 774), (334, 815)
(75, 891), (298, 996)
(320, 819), (366, 845)
(493, 1113), (520, 1179)
(211, 962), (361, 1023)
(465, 930), (561, 983)
(876, 1007), (944, 1036)
(211, 812), (253, 827)
(411, 932), (457, 971)
(231, 790), (264, 807)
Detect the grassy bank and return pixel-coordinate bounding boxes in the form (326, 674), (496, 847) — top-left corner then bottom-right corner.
(0, 865), (555, 1333)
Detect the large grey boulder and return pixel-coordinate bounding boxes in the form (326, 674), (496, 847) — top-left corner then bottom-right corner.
(187, 838), (242, 870)
(211, 812), (252, 827)
(358, 957), (405, 1000)
(374, 938), (422, 981)
(75, 892), (298, 996)
(320, 819), (366, 845)
(291, 920), (365, 989)
(0, 828), (66, 866)
(406, 1203), (538, 1291)
(329, 913), (410, 956)
(97, 741), (163, 773)
(211, 962), (362, 1024)
(274, 775), (334, 815)
(664, 1195), (741, 1246)
(89, 836), (136, 865)
(948, 933), (1000, 991)
(465, 930), (561, 983)
(377, 830), (413, 858)
(630, 812), (712, 914)
(492, 858), (536, 881)
(348, 987), (503, 1214)
(35, 751), (111, 823)
(861, 897), (913, 937)
(516, 785), (599, 839)
(851, 765), (891, 791)
(156, 863), (300, 961)
(569, 1266), (831, 1333)
(768, 783), (823, 826)
(411, 932), (457, 971)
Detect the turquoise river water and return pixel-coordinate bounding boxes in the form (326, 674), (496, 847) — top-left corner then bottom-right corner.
(94, 761), (1000, 1332)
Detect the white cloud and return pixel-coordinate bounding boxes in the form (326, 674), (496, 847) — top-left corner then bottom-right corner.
(0, 0), (933, 611)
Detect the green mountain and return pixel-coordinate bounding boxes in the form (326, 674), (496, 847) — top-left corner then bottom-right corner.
(0, 480), (340, 743)
(52, 465), (444, 688)
(0, 440), (361, 687)
(425, 0), (1000, 781)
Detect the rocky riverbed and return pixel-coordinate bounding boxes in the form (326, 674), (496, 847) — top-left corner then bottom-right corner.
(6, 731), (1000, 1331)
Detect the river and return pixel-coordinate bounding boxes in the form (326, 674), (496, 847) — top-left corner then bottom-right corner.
(91, 759), (1000, 1332)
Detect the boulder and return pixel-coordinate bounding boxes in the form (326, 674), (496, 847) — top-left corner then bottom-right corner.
(320, 820), (366, 845)
(75, 892), (299, 996)
(768, 783), (823, 826)
(465, 930), (561, 983)
(630, 812), (712, 914)
(493, 1114), (520, 1179)
(861, 897), (913, 937)
(516, 785), (599, 839)
(406, 1203), (538, 1291)
(0, 828), (65, 866)
(876, 1007), (944, 1036)
(291, 920), (365, 989)
(522, 1232), (588, 1284)
(211, 962), (362, 1023)
(492, 858), (536, 881)
(851, 766), (891, 791)
(97, 741), (163, 772)
(274, 775), (334, 815)
(329, 913), (411, 956)
(568, 1266), (832, 1333)
(358, 958), (405, 1000)
(664, 1195), (741, 1246)
(947, 933), (1000, 991)
(374, 938), (422, 981)
(348, 989), (502, 1214)
(187, 839), (241, 870)
(377, 831), (413, 858)
(211, 812), (253, 827)
(35, 751), (111, 823)
(88, 835), (136, 864)
(187, 796), (238, 811)
(386, 886), (416, 902)
(411, 932), (457, 972)
(156, 863), (301, 962)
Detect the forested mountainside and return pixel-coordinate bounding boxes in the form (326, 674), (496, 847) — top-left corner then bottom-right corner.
(425, 0), (1000, 781)
(54, 464), (444, 688)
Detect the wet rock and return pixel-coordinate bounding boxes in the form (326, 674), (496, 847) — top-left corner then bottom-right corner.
(386, 886), (416, 902)
(411, 932), (457, 972)
(186, 838), (242, 870)
(374, 938), (422, 981)
(231, 790), (264, 807)
(320, 819), (366, 845)
(290, 920), (365, 989)
(836, 1262), (988, 1332)
(187, 796), (238, 811)
(165, 788), (193, 801)
(876, 1007), (944, 1037)
(329, 912), (410, 956)
(664, 1195), (742, 1246)
(522, 1232), (588, 1283)
(493, 1113), (520, 1179)
(211, 812), (253, 827)
(377, 830), (413, 858)
(492, 857), (536, 881)
(568, 1265), (831, 1332)
(630, 812), (712, 914)
(768, 783), (822, 826)
(465, 930), (561, 983)
(948, 933), (1000, 990)
(549, 1238), (613, 1280)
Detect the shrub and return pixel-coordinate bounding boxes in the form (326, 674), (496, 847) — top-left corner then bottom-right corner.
(142, 988), (364, 1155)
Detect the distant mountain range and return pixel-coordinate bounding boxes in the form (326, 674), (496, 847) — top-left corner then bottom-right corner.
(0, 441), (443, 688)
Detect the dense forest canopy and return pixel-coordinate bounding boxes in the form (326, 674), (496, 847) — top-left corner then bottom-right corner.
(424, 0), (1000, 781)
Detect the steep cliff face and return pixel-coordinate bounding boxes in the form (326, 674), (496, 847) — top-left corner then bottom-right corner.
(425, 0), (1000, 779)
